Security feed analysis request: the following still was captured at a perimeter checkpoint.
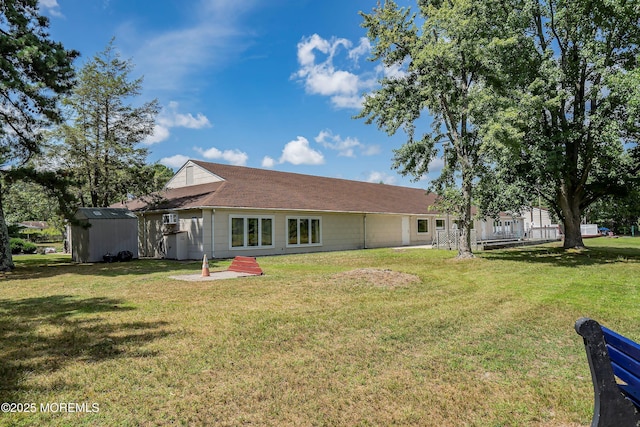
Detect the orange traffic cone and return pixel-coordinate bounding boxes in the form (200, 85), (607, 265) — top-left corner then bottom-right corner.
(201, 254), (210, 277)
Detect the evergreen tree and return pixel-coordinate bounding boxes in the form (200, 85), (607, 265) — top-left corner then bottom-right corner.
(0, 0), (77, 270)
(53, 40), (159, 207)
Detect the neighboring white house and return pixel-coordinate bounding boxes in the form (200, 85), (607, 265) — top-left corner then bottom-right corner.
(521, 206), (553, 231)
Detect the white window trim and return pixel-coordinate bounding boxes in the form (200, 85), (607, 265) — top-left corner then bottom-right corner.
(286, 216), (322, 247)
(435, 219), (446, 230)
(417, 218), (430, 234)
(229, 215), (275, 250)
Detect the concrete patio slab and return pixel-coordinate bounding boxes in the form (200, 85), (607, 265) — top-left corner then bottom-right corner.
(169, 271), (259, 281)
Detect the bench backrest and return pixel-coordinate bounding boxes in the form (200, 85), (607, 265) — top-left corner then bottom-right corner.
(602, 325), (640, 408)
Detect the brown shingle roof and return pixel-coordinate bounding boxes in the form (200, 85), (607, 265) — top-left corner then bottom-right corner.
(119, 160), (441, 215)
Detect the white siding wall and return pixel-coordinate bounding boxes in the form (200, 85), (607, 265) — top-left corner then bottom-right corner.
(366, 215), (402, 248)
(180, 214), (205, 259)
(522, 207), (552, 230)
(165, 161), (223, 189)
(321, 214), (364, 251)
(211, 210), (367, 259)
(139, 209), (440, 260)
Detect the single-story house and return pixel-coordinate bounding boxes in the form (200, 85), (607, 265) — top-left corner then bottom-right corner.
(116, 160), (506, 260)
(116, 160), (557, 259)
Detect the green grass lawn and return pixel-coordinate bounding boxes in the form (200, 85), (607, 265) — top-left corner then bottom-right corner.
(1, 237), (639, 426)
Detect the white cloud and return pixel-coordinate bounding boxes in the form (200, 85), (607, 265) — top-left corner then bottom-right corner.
(366, 171), (397, 185)
(296, 34), (332, 67)
(145, 125), (171, 145)
(165, 101), (211, 129)
(314, 129), (380, 157)
(330, 94), (365, 109)
(279, 136), (324, 165)
(261, 156), (276, 168)
(121, 0), (256, 93)
(40, 0), (63, 17)
(348, 37), (372, 62)
(194, 146), (248, 166)
(361, 145), (382, 156)
(293, 34), (374, 109)
(293, 34), (410, 109)
(144, 101), (212, 145)
(160, 154), (191, 169)
(304, 69), (359, 97)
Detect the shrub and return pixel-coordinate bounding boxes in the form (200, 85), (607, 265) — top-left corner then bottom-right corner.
(9, 238), (37, 254)
(10, 238), (25, 254)
(22, 241), (37, 254)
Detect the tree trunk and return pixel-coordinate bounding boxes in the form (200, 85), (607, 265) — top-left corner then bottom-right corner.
(458, 172), (475, 259)
(563, 213), (585, 249)
(0, 186), (15, 271)
(559, 187), (586, 249)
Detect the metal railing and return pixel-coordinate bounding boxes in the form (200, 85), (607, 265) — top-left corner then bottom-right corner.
(433, 229), (478, 250)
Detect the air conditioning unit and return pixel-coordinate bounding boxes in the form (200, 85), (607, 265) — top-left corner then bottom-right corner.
(162, 213), (178, 225)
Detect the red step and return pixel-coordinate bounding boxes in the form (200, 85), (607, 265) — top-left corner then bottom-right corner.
(227, 256), (263, 275)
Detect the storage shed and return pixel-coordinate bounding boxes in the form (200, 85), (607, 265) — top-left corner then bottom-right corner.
(69, 208), (139, 263)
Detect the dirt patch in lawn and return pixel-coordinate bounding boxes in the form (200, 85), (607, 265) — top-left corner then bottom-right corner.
(331, 268), (420, 288)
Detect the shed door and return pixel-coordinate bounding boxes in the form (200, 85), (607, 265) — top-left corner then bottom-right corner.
(402, 216), (410, 245)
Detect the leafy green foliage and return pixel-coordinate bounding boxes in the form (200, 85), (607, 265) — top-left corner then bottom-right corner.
(587, 190), (640, 234)
(50, 39), (160, 207)
(0, 0), (78, 167)
(2, 179), (65, 228)
(2, 165), (80, 228)
(9, 238), (36, 254)
(358, 0), (512, 258)
(0, 0), (78, 271)
(481, 0), (640, 248)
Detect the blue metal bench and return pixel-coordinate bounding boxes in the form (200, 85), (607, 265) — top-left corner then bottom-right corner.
(575, 317), (640, 426)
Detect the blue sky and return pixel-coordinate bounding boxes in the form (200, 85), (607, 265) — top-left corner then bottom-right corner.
(42, 0), (439, 188)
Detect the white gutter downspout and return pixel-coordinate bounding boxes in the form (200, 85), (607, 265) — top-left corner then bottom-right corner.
(363, 214), (367, 249)
(141, 213), (147, 257)
(211, 209), (215, 259)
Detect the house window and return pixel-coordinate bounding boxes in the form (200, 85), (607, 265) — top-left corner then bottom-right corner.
(436, 219), (446, 230)
(230, 216), (274, 249)
(287, 217), (321, 246)
(417, 219), (429, 233)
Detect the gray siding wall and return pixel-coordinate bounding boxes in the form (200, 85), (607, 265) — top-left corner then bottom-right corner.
(139, 213), (164, 257)
(71, 218), (138, 263)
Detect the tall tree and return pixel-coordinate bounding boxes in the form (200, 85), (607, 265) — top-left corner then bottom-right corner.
(0, 0), (77, 270)
(53, 40), (159, 207)
(358, 0), (507, 258)
(485, 0), (640, 249)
